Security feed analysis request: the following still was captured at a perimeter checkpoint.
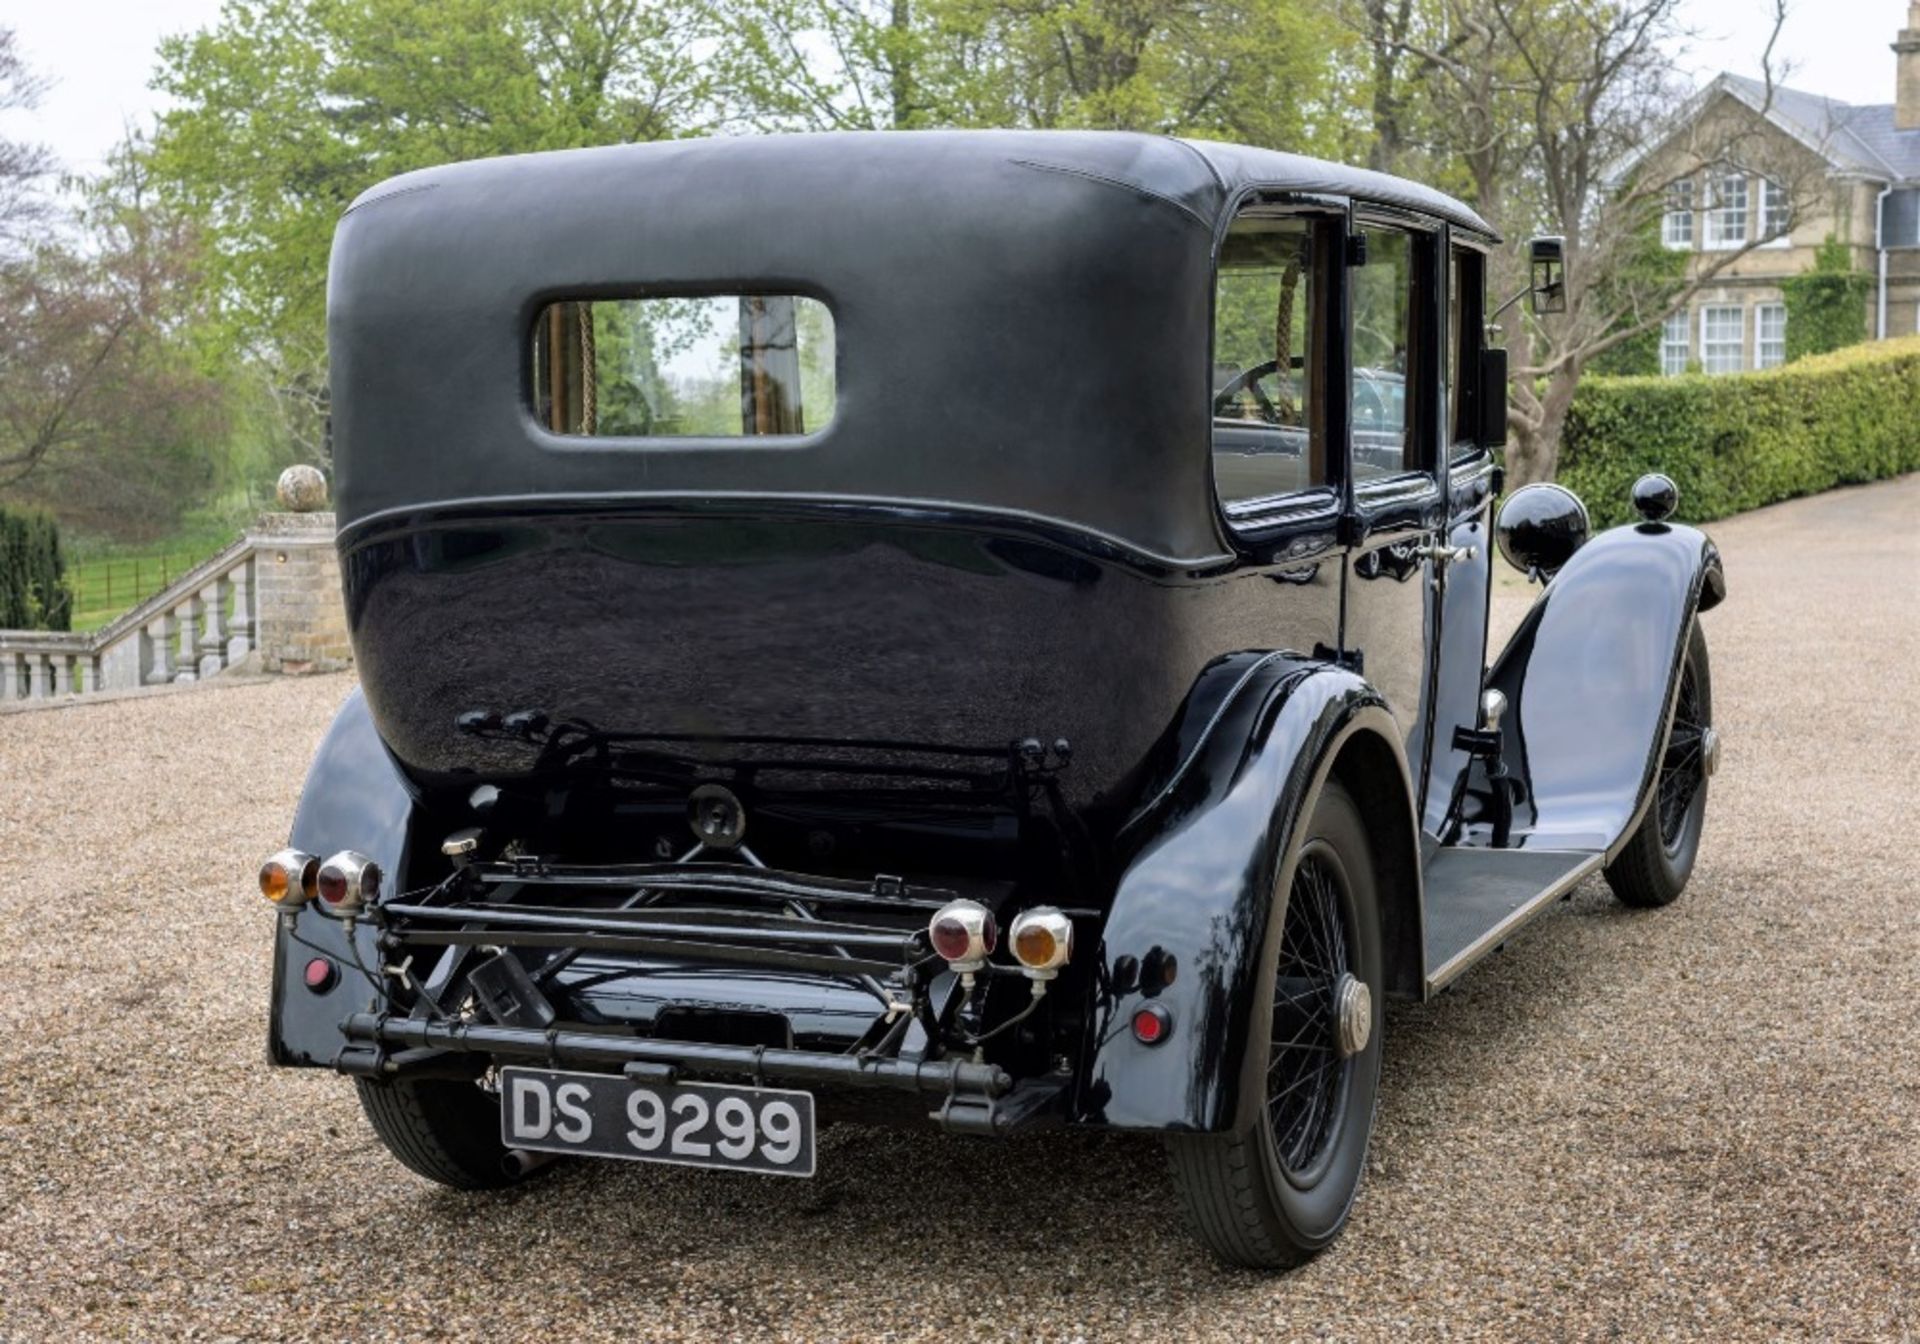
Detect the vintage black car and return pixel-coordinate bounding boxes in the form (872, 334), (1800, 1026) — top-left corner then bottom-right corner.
(262, 131), (1723, 1268)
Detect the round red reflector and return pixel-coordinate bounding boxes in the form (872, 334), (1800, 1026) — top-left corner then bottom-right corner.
(1131, 1004), (1171, 1045)
(303, 957), (338, 992)
(930, 917), (972, 962)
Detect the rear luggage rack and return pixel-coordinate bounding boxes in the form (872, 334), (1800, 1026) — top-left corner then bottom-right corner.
(467, 860), (977, 913)
(375, 861), (999, 980)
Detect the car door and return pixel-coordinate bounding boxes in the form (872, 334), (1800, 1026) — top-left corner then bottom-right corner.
(1336, 212), (1449, 813)
(1422, 239), (1500, 836)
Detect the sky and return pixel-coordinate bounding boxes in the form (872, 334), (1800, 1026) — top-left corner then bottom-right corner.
(0, 0), (1911, 177)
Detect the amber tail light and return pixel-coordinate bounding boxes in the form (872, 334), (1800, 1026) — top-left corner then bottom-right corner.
(258, 849), (319, 908)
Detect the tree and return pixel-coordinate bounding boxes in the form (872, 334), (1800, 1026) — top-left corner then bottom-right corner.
(1781, 235), (1870, 361)
(0, 504), (68, 630)
(711, 0), (928, 130)
(1583, 212), (1687, 376)
(1347, 0), (1814, 484)
(0, 143), (227, 540)
(146, 0), (719, 462)
(0, 26), (53, 257)
(711, 0), (1355, 147)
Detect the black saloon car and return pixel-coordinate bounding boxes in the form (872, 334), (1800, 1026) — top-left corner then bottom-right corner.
(261, 131), (1724, 1268)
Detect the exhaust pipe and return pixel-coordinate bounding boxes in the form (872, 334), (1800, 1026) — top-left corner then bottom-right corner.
(501, 1147), (560, 1179)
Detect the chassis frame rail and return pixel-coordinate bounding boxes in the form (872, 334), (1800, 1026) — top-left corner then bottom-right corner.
(340, 1012), (1014, 1099)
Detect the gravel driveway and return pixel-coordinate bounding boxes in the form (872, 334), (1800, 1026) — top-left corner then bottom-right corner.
(1, 476), (1915, 1341)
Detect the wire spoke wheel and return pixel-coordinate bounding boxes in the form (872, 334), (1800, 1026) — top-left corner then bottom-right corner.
(1267, 844), (1356, 1185)
(1165, 780), (1382, 1269)
(1605, 621), (1714, 909)
(1657, 654), (1707, 852)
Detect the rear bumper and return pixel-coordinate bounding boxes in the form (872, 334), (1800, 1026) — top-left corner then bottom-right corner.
(338, 1012), (1071, 1135)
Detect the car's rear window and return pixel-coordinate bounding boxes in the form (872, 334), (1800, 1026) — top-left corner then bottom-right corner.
(531, 295), (835, 438)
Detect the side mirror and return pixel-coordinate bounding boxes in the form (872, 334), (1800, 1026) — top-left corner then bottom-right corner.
(1528, 236), (1566, 315)
(1477, 347), (1509, 449)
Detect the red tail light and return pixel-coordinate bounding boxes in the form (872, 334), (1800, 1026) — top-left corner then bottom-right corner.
(926, 899), (996, 971)
(316, 850), (382, 914)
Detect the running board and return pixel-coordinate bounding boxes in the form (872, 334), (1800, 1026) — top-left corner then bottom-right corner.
(1422, 847), (1603, 994)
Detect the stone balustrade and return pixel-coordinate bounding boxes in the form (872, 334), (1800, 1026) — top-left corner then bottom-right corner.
(0, 512), (350, 706)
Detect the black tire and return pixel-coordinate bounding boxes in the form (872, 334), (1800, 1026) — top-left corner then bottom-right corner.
(1165, 779), (1385, 1269)
(356, 1076), (531, 1191)
(1604, 621), (1713, 909)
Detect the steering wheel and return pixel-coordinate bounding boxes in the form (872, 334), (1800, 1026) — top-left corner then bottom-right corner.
(1214, 359), (1283, 423)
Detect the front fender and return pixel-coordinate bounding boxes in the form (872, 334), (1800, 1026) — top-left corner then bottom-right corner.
(269, 688), (425, 1066)
(1486, 521), (1724, 855)
(1077, 659), (1407, 1132)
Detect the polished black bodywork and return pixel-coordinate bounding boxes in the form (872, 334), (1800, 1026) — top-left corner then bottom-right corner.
(275, 131), (1723, 1140)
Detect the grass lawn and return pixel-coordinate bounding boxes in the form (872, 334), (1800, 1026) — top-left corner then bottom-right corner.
(65, 546), (227, 632)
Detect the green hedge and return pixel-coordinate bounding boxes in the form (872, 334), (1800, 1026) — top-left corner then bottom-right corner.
(1561, 335), (1920, 529)
(0, 505), (71, 631)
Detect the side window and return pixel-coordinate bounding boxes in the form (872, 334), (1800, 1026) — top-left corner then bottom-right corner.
(1212, 213), (1326, 508)
(1448, 245), (1485, 459)
(1349, 225), (1418, 481)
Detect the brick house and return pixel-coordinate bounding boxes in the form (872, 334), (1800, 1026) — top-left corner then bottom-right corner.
(1609, 4), (1920, 374)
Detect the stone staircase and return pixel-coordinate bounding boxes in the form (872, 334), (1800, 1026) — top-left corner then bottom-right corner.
(0, 512), (349, 705)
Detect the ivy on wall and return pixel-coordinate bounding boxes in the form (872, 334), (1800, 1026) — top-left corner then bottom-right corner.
(1781, 236), (1872, 361)
(1560, 334), (1920, 528)
(0, 505), (71, 631)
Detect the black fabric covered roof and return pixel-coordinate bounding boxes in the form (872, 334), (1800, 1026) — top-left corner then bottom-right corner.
(329, 131), (1492, 559)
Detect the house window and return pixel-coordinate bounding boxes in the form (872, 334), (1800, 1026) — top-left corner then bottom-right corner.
(1704, 173), (1748, 249)
(1700, 305), (1744, 373)
(1759, 179), (1790, 245)
(1756, 303), (1787, 368)
(1660, 310), (1691, 376)
(1663, 180), (1695, 250)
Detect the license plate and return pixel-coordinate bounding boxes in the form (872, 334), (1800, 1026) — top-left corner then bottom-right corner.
(498, 1067), (816, 1177)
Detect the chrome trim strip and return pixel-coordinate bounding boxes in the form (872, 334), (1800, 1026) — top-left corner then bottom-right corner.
(1423, 849), (1604, 994)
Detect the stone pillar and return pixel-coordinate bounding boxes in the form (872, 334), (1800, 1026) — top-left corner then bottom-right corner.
(198, 581), (226, 678)
(29, 654), (50, 699)
(145, 615), (175, 685)
(0, 653), (18, 700)
(227, 560), (254, 662)
(248, 512), (351, 674)
(173, 598), (199, 683)
(51, 656), (70, 697)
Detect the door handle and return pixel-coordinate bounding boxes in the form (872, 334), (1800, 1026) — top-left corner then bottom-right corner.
(1412, 541), (1477, 565)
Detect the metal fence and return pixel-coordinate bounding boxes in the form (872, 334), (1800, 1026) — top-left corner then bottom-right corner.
(68, 553), (206, 629)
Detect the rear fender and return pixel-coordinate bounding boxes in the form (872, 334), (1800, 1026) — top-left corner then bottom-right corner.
(1077, 659), (1418, 1132)
(270, 688), (425, 1066)
(1485, 521), (1724, 855)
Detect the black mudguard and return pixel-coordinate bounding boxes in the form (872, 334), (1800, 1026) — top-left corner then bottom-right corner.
(1485, 521), (1725, 855)
(1076, 657), (1419, 1133)
(269, 688), (425, 1066)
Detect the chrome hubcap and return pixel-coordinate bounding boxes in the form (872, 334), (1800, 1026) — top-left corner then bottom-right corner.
(1333, 973), (1371, 1058)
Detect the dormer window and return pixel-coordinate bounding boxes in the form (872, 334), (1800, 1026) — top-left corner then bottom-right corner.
(1662, 180), (1695, 249)
(1704, 172), (1748, 249)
